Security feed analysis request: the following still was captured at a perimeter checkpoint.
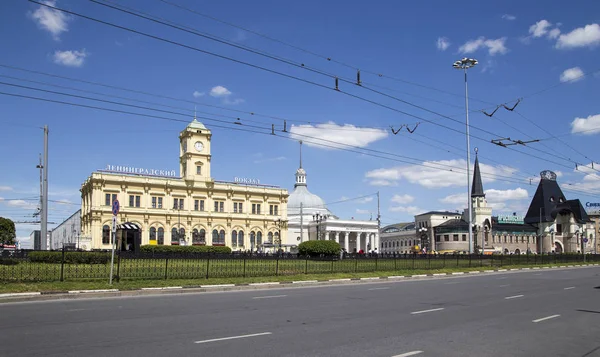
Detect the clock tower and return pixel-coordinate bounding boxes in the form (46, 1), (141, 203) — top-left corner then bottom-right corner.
(179, 119), (212, 182)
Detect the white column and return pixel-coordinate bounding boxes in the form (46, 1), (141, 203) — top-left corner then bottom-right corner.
(374, 233), (380, 253)
(356, 232), (361, 251)
(335, 232), (339, 243)
(344, 232), (349, 252)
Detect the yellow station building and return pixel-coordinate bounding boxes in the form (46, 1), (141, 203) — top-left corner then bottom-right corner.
(79, 119), (288, 251)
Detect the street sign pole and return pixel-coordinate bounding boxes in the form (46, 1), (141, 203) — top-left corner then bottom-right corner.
(109, 200), (119, 285)
(583, 237), (587, 263)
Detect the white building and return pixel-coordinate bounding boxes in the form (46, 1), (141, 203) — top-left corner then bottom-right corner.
(380, 223), (417, 254)
(286, 142), (379, 253)
(50, 210), (91, 250)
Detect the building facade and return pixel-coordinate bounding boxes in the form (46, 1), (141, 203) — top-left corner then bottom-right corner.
(80, 120), (288, 252)
(379, 223), (417, 254)
(49, 209), (90, 250)
(287, 142), (379, 253)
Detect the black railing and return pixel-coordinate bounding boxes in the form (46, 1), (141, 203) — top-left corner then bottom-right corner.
(0, 250), (598, 282)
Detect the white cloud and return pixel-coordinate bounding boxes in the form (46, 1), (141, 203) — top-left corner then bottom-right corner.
(193, 91), (205, 98)
(53, 49), (87, 67)
(502, 14), (516, 21)
(391, 194), (414, 204)
(0, 186), (12, 191)
(289, 122), (388, 150)
(555, 23), (600, 49)
(548, 28), (561, 39)
(571, 114), (600, 135)
(458, 37), (508, 56)
(29, 0), (70, 41)
(365, 159), (518, 188)
(389, 205), (421, 214)
(436, 37), (450, 51)
(209, 85), (232, 97)
(485, 188), (529, 202)
(356, 208), (370, 215)
(560, 67), (585, 83)
(7, 200), (38, 209)
(440, 188), (529, 212)
(529, 20), (553, 37)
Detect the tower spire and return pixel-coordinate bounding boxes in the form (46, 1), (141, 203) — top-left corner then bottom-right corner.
(194, 105), (197, 120)
(299, 140), (303, 169)
(472, 147), (485, 197)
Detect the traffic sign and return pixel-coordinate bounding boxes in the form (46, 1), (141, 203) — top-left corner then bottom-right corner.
(112, 199), (120, 216)
(112, 216), (117, 233)
(583, 238), (589, 243)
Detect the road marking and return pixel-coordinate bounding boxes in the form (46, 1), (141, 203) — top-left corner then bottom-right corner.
(411, 308), (444, 315)
(388, 276), (405, 279)
(292, 280), (317, 284)
(252, 295), (287, 299)
(496, 277), (507, 280)
(249, 282), (280, 286)
(412, 274), (427, 278)
(67, 308), (86, 312)
(194, 332), (272, 344)
(469, 271), (481, 274)
(564, 287), (575, 290)
(444, 282), (459, 285)
(505, 294), (524, 300)
(368, 287), (390, 291)
(499, 284), (510, 287)
(452, 272), (464, 275)
(392, 351), (423, 357)
(433, 273), (447, 276)
(533, 273), (542, 275)
(201, 284), (235, 288)
(532, 314), (560, 323)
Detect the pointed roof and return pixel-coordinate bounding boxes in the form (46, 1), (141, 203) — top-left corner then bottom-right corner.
(471, 151), (485, 198)
(524, 170), (567, 224)
(187, 119), (207, 130)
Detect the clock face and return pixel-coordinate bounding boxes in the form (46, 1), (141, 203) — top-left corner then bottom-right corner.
(194, 141), (204, 152)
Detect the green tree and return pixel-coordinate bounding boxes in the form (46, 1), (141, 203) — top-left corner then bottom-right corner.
(0, 217), (16, 245)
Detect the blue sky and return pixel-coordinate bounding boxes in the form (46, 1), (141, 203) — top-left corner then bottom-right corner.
(1, 0), (600, 248)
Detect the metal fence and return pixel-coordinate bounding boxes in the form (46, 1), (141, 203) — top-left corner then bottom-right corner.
(0, 250), (598, 282)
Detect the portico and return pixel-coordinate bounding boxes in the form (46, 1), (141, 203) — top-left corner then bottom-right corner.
(309, 220), (380, 253)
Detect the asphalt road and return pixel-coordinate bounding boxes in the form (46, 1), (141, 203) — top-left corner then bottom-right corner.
(1, 267), (599, 357)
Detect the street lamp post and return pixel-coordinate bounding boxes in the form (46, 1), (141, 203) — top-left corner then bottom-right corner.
(274, 218), (286, 254)
(453, 57), (478, 255)
(418, 227), (427, 253)
(313, 213), (326, 240)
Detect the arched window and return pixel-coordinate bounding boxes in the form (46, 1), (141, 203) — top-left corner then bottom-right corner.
(199, 229), (205, 244)
(219, 230), (225, 245)
(238, 231), (244, 247)
(179, 228), (185, 242)
(232, 231), (238, 248)
(257, 231), (262, 246)
(274, 232), (280, 244)
(102, 225), (110, 244)
(250, 231), (256, 246)
(212, 229), (219, 245)
(158, 227), (164, 245)
(192, 229), (202, 245)
(268, 232), (273, 243)
(150, 227), (157, 242)
(171, 228), (178, 243)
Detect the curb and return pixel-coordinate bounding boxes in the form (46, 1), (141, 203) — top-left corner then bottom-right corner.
(1, 264), (598, 303)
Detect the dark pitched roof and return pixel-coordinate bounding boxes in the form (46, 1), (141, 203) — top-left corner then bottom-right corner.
(551, 199), (592, 224)
(415, 211), (462, 217)
(471, 154), (485, 198)
(438, 219), (468, 228)
(524, 172), (567, 224)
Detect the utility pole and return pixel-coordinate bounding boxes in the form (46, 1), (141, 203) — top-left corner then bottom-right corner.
(41, 126), (49, 250)
(376, 191), (380, 253)
(539, 207), (543, 254)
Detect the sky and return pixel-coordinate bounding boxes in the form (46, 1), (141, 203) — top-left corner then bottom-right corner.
(1, 0), (600, 248)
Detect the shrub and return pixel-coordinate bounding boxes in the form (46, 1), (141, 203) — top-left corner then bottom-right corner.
(0, 258), (19, 266)
(298, 240), (341, 257)
(139, 245), (232, 254)
(29, 251), (110, 264)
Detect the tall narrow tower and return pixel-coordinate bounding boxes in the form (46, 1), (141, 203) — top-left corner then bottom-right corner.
(470, 148), (492, 249)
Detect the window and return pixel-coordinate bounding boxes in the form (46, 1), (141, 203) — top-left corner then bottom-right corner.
(171, 228), (178, 243)
(234, 202), (243, 213)
(212, 229), (225, 245)
(150, 227), (157, 242)
(157, 228), (164, 245)
(250, 231), (256, 246)
(105, 193), (117, 206)
(152, 197), (157, 208)
(173, 198), (184, 210)
(268, 232), (273, 243)
(444, 235), (449, 242)
(435, 235), (441, 242)
(192, 229), (205, 245)
(232, 231), (238, 248)
(462, 234), (466, 242)
(238, 231), (244, 247)
(556, 224), (563, 235)
(453, 234), (459, 242)
(129, 195), (141, 208)
(269, 205), (279, 215)
(257, 231), (262, 245)
(102, 225), (110, 244)
(196, 165), (201, 175)
(194, 200), (199, 211)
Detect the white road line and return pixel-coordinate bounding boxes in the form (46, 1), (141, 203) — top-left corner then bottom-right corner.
(388, 276), (404, 279)
(564, 287), (575, 290)
(505, 294), (524, 300)
(452, 272), (464, 275)
(194, 332), (272, 344)
(392, 351), (424, 357)
(252, 295), (287, 299)
(412, 274), (427, 278)
(496, 277), (507, 280)
(532, 314), (560, 323)
(499, 284), (510, 287)
(411, 308), (444, 315)
(368, 287), (390, 291)
(533, 273), (542, 275)
(444, 282), (459, 285)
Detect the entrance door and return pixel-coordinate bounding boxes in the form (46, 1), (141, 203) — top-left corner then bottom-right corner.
(554, 241), (563, 253)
